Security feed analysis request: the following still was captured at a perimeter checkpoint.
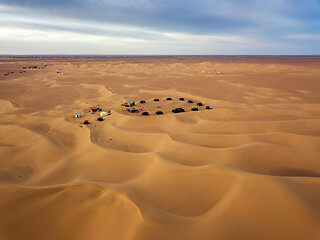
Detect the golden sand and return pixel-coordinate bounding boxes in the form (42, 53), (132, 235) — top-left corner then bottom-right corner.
(0, 56), (320, 240)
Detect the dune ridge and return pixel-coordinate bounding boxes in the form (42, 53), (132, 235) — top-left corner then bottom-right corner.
(0, 57), (320, 240)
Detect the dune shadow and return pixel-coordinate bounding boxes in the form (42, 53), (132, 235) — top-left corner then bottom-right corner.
(270, 167), (320, 177)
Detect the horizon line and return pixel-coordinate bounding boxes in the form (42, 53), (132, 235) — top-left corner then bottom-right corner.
(1, 54), (320, 57)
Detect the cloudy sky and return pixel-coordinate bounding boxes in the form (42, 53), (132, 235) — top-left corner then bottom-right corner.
(0, 0), (319, 55)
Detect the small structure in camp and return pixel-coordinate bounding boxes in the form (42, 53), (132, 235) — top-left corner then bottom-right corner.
(166, 97), (172, 101)
(84, 120), (90, 125)
(141, 111), (149, 116)
(140, 100), (146, 104)
(75, 113), (80, 118)
(197, 102), (203, 106)
(154, 98), (160, 102)
(128, 108), (139, 113)
(100, 112), (108, 117)
(191, 107), (198, 111)
(156, 111), (164, 115)
(179, 98), (185, 101)
(97, 117), (104, 121)
(90, 107), (102, 113)
(122, 101), (135, 107)
(206, 106), (212, 109)
(172, 108), (185, 113)
(188, 100), (193, 103)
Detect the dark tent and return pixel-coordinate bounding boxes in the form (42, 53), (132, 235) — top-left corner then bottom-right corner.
(172, 108), (185, 113)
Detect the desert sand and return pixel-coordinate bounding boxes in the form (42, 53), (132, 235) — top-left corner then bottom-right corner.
(0, 56), (320, 240)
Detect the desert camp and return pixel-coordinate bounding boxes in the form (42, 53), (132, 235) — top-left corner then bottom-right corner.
(0, 0), (320, 239)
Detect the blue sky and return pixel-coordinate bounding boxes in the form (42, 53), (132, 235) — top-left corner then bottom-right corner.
(0, 0), (319, 55)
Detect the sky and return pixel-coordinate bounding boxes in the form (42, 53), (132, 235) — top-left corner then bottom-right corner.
(0, 0), (319, 55)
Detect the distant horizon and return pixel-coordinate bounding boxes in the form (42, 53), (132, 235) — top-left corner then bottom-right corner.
(0, 54), (320, 57)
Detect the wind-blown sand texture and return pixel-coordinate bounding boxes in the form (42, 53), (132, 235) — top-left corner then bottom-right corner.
(0, 56), (320, 240)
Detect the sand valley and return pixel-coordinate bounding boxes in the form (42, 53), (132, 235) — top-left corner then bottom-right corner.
(0, 56), (320, 240)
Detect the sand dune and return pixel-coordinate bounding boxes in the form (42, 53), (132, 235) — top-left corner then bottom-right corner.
(0, 56), (320, 240)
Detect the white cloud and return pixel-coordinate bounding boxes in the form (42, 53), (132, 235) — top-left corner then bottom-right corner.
(286, 34), (320, 40)
(0, 10), (266, 54)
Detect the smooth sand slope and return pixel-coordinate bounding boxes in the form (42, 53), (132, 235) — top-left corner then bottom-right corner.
(0, 56), (320, 240)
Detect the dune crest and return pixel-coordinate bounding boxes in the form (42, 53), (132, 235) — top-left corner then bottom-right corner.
(1, 56), (320, 240)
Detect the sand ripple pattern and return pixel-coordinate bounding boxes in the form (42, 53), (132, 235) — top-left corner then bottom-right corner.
(1, 58), (320, 240)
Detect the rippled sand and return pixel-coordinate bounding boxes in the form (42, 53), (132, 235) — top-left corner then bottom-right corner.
(0, 56), (320, 240)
